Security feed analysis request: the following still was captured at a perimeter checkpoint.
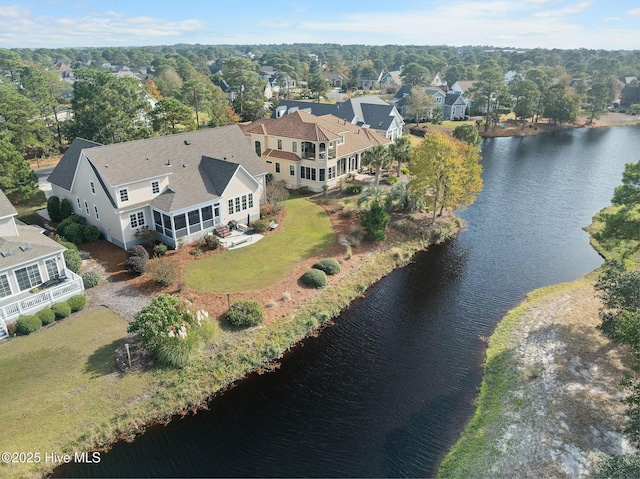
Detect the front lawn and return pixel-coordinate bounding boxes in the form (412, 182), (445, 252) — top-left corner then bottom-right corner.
(0, 308), (159, 479)
(184, 197), (335, 292)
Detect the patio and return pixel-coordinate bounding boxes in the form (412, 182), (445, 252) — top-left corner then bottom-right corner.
(219, 228), (264, 250)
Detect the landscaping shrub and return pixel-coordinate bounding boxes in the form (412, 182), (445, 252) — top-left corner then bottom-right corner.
(6, 322), (17, 336)
(52, 302), (71, 320)
(153, 243), (168, 257)
(59, 198), (73, 220)
(60, 240), (82, 274)
(47, 196), (61, 222)
(57, 215), (84, 240)
(16, 315), (42, 335)
(146, 258), (178, 286)
(83, 225), (101, 242)
(360, 200), (390, 241)
(125, 245), (149, 274)
(313, 258), (341, 275)
(299, 186), (310, 194)
(226, 300), (264, 327)
(346, 184), (363, 195)
(125, 256), (147, 275)
(386, 175), (399, 185)
(301, 269), (327, 288)
(82, 270), (100, 288)
(251, 219), (269, 233)
(155, 334), (199, 368)
(36, 308), (55, 325)
(67, 295), (87, 313)
(204, 235), (221, 250)
(63, 223), (85, 244)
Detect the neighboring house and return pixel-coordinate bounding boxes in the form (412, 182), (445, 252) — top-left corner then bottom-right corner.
(449, 80), (476, 96)
(48, 126), (268, 250)
(379, 70), (402, 89)
(393, 83), (470, 120)
(0, 190), (84, 339)
(325, 72), (350, 88)
(356, 70), (384, 90)
(430, 72), (445, 87)
(241, 110), (391, 193)
(392, 85), (446, 121)
(443, 91), (468, 120)
(272, 96), (404, 140)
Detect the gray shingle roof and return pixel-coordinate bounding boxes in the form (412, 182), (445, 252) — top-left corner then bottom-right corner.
(0, 189), (17, 219)
(0, 224), (65, 270)
(48, 138), (102, 191)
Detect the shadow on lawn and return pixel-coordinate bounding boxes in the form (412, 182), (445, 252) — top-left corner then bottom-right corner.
(84, 338), (124, 378)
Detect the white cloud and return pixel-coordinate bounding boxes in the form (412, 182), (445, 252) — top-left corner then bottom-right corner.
(0, 5), (28, 18)
(627, 8), (640, 15)
(533, 1), (591, 18)
(601, 17), (622, 23)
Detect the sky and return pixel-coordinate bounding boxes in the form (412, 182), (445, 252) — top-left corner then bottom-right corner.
(1, 0), (639, 51)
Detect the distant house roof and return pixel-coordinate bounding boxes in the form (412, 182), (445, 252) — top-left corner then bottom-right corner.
(48, 138), (102, 191)
(445, 91), (466, 106)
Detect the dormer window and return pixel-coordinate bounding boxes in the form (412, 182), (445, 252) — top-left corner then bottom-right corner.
(151, 181), (160, 194)
(119, 188), (129, 203)
(337, 135), (344, 145)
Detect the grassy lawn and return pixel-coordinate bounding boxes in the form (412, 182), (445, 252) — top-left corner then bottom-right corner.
(0, 307), (159, 478)
(15, 190), (47, 227)
(184, 197), (335, 292)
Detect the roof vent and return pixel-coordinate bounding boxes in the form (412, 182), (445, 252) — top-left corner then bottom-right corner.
(1, 250), (11, 257)
(223, 157), (227, 161)
(20, 244), (31, 252)
(166, 159), (171, 167)
(183, 164), (187, 168)
(104, 164), (108, 168)
(146, 157), (149, 161)
(184, 140), (191, 145)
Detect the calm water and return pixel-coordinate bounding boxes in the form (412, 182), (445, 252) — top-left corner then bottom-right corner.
(56, 125), (640, 478)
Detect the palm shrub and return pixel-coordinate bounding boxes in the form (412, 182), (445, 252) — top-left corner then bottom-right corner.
(301, 269), (327, 288)
(82, 270), (100, 288)
(226, 300), (264, 327)
(16, 315), (42, 335)
(52, 302), (72, 320)
(313, 258), (341, 275)
(47, 196), (61, 222)
(67, 295), (87, 313)
(36, 308), (56, 325)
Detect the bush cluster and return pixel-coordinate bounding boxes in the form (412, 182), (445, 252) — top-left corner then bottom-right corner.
(301, 269), (327, 288)
(146, 258), (178, 286)
(82, 270), (100, 288)
(67, 295), (87, 313)
(58, 239), (82, 274)
(312, 258), (341, 275)
(124, 245), (149, 275)
(226, 300), (264, 327)
(346, 184), (363, 195)
(59, 198), (73, 220)
(47, 196), (61, 222)
(153, 243), (168, 257)
(16, 315), (42, 335)
(57, 215), (101, 243)
(52, 302), (71, 320)
(36, 308), (55, 325)
(251, 219), (269, 233)
(203, 235), (221, 250)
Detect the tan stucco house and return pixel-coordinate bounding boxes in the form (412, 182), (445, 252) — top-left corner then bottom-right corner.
(241, 110), (391, 192)
(0, 190), (83, 338)
(49, 125), (268, 250)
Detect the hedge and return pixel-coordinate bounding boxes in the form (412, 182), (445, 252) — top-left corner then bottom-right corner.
(301, 269), (327, 288)
(52, 302), (72, 320)
(16, 315), (42, 335)
(36, 308), (56, 325)
(312, 258), (341, 275)
(67, 295), (87, 313)
(226, 300), (264, 327)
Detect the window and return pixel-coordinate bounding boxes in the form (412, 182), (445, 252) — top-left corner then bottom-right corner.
(201, 206), (213, 221)
(90, 181), (95, 194)
(275, 162), (281, 173)
(151, 181), (160, 194)
(129, 211), (145, 229)
(119, 188), (129, 202)
(328, 166), (336, 180)
(292, 141), (297, 153)
(15, 264), (42, 291)
(242, 195), (247, 210)
(84, 200), (90, 215)
(228, 199), (234, 214)
(174, 214), (188, 238)
(337, 135), (344, 145)
(248, 193), (254, 208)
(255, 140), (261, 157)
(290, 165), (295, 176)
(76, 197), (81, 210)
(94, 205), (100, 221)
(319, 168), (326, 182)
(45, 258), (59, 279)
(277, 139), (283, 150)
(188, 209), (201, 232)
(0, 274), (11, 298)
(235, 197), (241, 212)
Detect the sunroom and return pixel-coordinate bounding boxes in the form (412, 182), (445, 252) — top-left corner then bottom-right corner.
(151, 202), (223, 249)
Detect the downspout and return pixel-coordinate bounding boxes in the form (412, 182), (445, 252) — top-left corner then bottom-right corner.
(119, 211), (127, 250)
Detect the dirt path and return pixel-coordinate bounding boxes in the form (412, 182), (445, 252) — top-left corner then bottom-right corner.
(484, 283), (635, 477)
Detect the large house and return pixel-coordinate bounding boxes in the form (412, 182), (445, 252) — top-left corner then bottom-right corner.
(392, 85), (470, 121)
(0, 190), (84, 339)
(48, 125), (268, 250)
(272, 96), (404, 141)
(241, 110), (391, 192)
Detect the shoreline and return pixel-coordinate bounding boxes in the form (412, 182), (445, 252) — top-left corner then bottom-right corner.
(36, 218), (463, 479)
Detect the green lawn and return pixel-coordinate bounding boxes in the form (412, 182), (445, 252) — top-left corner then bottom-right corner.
(0, 308), (158, 479)
(184, 197), (336, 292)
